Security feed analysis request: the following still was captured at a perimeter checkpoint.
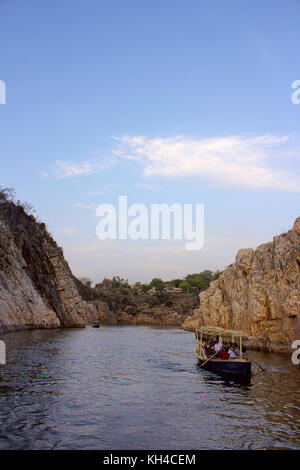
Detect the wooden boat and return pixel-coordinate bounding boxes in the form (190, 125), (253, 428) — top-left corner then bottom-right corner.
(92, 320), (100, 328)
(195, 325), (251, 377)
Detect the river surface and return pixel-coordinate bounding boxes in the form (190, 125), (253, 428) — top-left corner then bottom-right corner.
(0, 326), (299, 450)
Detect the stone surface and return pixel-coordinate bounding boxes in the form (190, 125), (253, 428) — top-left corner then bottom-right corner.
(183, 218), (300, 352)
(0, 202), (114, 333)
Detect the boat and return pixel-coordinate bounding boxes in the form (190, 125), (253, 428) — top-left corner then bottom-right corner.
(195, 325), (251, 377)
(92, 320), (100, 328)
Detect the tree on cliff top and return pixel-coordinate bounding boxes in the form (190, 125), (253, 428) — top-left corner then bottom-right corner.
(0, 186), (15, 202)
(184, 270), (215, 291)
(0, 186), (37, 217)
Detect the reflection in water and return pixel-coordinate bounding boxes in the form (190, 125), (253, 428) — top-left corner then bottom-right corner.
(0, 326), (299, 450)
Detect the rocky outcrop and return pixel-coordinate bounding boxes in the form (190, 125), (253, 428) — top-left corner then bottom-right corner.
(0, 202), (115, 333)
(117, 294), (197, 327)
(119, 306), (183, 327)
(183, 218), (300, 352)
(93, 278), (199, 327)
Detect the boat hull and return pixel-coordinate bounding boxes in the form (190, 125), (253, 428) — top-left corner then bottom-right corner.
(197, 357), (251, 376)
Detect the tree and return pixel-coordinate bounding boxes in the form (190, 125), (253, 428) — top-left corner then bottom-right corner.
(112, 276), (129, 289)
(171, 278), (182, 288)
(184, 270), (214, 290)
(0, 186), (15, 202)
(178, 281), (191, 292)
(149, 278), (165, 292)
(16, 200), (36, 215)
(79, 277), (92, 288)
(213, 270), (223, 280)
(140, 283), (150, 292)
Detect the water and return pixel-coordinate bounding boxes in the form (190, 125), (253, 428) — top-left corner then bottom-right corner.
(0, 326), (299, 450)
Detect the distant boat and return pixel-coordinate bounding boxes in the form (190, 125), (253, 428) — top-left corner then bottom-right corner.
(195, 325), (251, 377)
(92, 320), (100, 328)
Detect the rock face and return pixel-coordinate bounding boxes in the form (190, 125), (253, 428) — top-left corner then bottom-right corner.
(118, 295), (198, 327)
(183, 218), (300, 352)
(0, 202), (115, 334)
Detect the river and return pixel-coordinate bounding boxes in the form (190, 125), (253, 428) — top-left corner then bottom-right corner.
(0, 326), (299, 450)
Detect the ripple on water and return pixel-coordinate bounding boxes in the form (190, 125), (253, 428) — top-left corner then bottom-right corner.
(0, 326), (300, 450)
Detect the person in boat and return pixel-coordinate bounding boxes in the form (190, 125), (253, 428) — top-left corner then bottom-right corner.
(242, 346), (248, 359)
(228, 344), (239, 359)
(234, 343), (240, 357)
(214, 335), (223, 355)
(201, 341), (208, 356)
(220, 347), (230, 360)
(204, 341), (215, 356)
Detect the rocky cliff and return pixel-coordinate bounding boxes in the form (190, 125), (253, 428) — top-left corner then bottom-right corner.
(0, 201), (116, 334)
(183, 218), (300, 352)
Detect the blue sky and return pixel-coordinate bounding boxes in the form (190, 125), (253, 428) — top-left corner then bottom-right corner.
(1, 0), (300, 282)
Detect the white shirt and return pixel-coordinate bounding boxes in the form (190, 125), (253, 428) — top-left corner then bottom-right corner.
(214, 338), (223, 352)
(228, 348), (238, 359)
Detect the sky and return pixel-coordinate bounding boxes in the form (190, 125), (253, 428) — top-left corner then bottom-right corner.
(1, 0), (300, 283)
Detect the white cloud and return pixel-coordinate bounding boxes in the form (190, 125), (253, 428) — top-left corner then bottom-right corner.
(136, 182), (153, 190)
(53, 157), (115, 178)
(72, 202), (97, 211)
(86, 184), (121, 196)
(114, 134), (300, 192)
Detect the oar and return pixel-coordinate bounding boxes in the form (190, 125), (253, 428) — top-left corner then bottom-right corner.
(252, 359), (266, 372)
(200, 350), (219, 368)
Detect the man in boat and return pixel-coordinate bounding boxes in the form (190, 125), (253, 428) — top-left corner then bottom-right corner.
(242, 346), (248, 359)
(234, 343), (240, 357)
(214, 335), (223, 356)
(228, 344), (239, 359)
(220, 347), (230, 360)
(204, 341), (215, 356)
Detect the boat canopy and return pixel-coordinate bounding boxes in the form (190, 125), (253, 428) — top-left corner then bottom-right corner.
(196, 325), (249, 338)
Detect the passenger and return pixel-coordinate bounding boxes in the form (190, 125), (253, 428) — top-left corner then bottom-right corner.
(233, 343), (240, 357)
(214, 335), (223, 354)
(242, 346), (248, 359)
(201, 341), (208, 356)
(206, 340), (215, 356)
(228, 345), (238, 359)
(220, 347), (230, 360)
